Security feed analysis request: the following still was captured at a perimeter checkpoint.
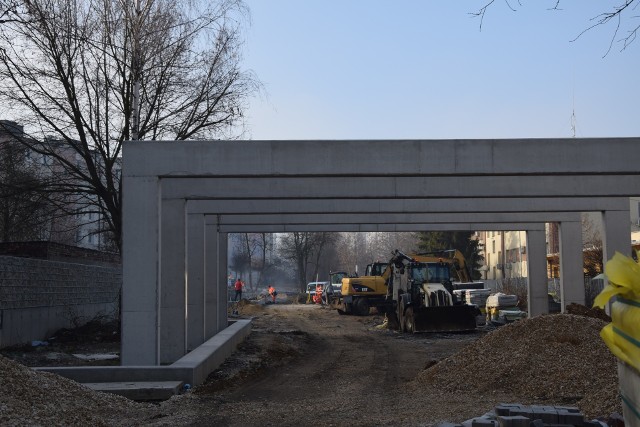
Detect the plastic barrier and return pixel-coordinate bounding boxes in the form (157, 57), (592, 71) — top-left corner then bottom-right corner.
(594, 251), (640, 427)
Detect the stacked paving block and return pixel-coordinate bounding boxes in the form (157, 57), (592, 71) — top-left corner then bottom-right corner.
(435, 403), (613, 427)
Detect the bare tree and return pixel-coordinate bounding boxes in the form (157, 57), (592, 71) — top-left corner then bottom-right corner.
(278, 232), (338, 292)
(0, 1), (23, 25)
(0, 0), (258, 251)
(471, 1), (640, 55)
(0, 125), (50, 241)
(334, 232), (419, 275)
(229, 232), (278, 291)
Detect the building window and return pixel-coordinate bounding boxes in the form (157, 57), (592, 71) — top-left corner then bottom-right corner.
(492, 240), (495, 254)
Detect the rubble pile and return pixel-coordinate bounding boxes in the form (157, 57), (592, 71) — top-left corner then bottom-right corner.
(0, 355), (152, 426)
(416, 314), (622, 418)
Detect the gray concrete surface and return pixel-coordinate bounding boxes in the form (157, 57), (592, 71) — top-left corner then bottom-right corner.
(35, 319), (251, 393)
(83, 381), (183, 401)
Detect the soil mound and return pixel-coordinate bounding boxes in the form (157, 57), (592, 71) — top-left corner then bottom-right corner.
(0, 355), (151, 426)
(566, 303), (611, 322)
(414, 314), (620, 418)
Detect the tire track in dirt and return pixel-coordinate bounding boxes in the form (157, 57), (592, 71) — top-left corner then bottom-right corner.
(213, 304), (459, 425)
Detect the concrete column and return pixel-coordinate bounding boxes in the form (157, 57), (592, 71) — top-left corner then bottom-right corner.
(218, 232), (229, 333)
(159, 198), (187, 364)
(122, 176), (159, 366)
(186, 213), (206, 351)
(204, 217), (219, 339)
(526, 229), (548, 317)
(602, 209), (631, 264)
(558, 221), (584, 309)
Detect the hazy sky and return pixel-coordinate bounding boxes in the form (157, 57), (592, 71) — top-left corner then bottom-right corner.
(241, 1), (640, 140)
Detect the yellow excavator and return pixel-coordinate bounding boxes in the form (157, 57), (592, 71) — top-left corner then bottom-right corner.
(329, 261), (390, 315)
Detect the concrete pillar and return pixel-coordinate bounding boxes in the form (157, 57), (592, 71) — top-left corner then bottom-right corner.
(122, 176), (159, 366)
(186, 213), (205, 351)
(218, 232), (229, 332)
(602, 209), (631, 264)
(204, 217), (219, 339)
(159, 198), (187, 364)
(558, 220), (584, 309)
(526, 229), (548, 317)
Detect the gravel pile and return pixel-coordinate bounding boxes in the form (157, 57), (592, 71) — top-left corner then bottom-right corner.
(0, 355), (152, 426)
(414, 314), (622, 418)
(565, 303), (611, 322)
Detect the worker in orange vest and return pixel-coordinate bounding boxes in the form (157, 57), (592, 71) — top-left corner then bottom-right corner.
(234, 278), (244, 301)
(268, 285), (277, 303)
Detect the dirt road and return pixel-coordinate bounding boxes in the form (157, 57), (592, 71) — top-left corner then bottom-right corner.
(150, 301), (506, 427)
(1, 298), (620, 426)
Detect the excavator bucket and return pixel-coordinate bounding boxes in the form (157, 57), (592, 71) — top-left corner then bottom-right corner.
(409, 305), (479, 333)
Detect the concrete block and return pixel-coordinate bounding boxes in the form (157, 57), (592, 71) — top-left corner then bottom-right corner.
(495, 404), (523, 416)
(530, 407), (558, 424)
(556, 408), (584, 425)
(471, 418), (497, 427)
(497, 415), (530, 427)
(509, 408), (533, 419)
(83, 381), (183, 401)
(553, 406), (580, 413)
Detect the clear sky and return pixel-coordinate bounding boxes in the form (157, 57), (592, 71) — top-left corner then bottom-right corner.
(241, 1), (640, 140)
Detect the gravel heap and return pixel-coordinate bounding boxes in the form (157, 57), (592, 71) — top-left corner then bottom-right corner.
(0, 355), (152, 426)
(414, 314), (622, 418)
(565, 303), (611, 322)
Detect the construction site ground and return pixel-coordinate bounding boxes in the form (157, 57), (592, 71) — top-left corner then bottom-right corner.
(0, 295), (622, 426)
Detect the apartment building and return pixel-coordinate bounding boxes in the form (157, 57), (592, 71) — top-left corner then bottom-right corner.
(0, 120), (116, 251)
(478, 201), (640, 280)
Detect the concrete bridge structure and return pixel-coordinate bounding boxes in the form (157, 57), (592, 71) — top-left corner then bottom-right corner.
(122, 138), (640, 366)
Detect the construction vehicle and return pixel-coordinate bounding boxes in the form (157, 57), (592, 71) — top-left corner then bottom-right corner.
(329, 262), (390, 316)
(321, 271), (346, 305)
(411, 249), (483, 290)
(386, 250), (480, 333)
(329, 250), (483, 320)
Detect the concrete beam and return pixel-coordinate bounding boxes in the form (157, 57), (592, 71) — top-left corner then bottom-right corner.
(216, 223), (547, 233)
(214, 212), (581, 225)
(124, 138), (640, 177)
(187, 197), (629, 215)
(204, 217), (221, 338)
(161, 175), (640, 199)
(159, 198), (187, 364)
(121, 176), (159, 366)
(559, 221), (585, 309)
(186, 213), (206, 351)
(527, 229), (548, 317)
(602, 209), (633, 263)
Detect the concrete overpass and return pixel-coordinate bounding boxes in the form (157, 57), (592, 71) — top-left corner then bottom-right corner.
(122, 138), (640, 366)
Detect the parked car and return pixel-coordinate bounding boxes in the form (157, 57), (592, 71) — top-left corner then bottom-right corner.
(306, 281), (329, 297)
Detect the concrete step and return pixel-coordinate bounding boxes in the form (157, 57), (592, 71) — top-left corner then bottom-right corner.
(82, 381), (184, 401)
